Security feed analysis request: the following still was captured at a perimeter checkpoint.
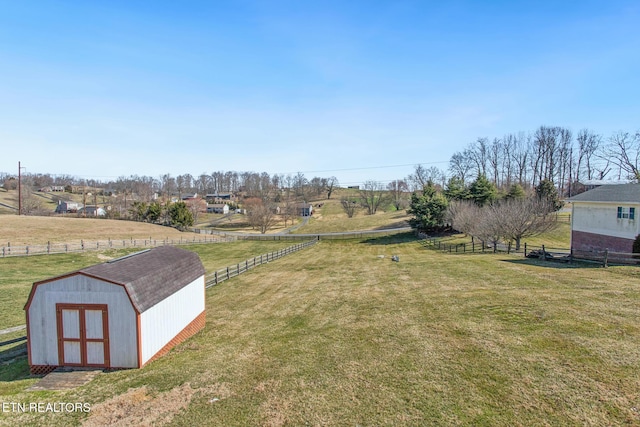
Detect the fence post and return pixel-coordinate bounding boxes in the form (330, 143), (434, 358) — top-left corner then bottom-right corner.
(214, 271), (218, 285)
(2, 247), (4, 257)
(237, 263), (240, 274)
(524, 242), (527, 257)
(81, 240), (84, 250)
(569, 248), (573, 264)
(542, 245), (546, 261)
(47, 241), (50, 254)
(603, 249), (609, 268)
(65, 244), (68, 252)
(26, 246), (29, 255)
(507, 241), (511, 254)
(227, 266), (230, 280)
(482, 241), (485, 253)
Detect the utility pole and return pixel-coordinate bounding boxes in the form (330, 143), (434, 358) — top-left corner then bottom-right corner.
(18, 161), (22, 215)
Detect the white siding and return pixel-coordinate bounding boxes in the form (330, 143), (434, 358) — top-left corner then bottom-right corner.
(139, 275), (205, 365)
(572, 202), (640, 240)
(27, 276), (138, 368)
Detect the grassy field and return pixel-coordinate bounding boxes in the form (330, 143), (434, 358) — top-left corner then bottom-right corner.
(0, 240), (300, 331)
(1, 234), (639, 426)
(292, 193), (411, 234)
(0, 215), (206, 246)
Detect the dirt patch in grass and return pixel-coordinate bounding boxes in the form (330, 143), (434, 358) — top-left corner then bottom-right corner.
(83, 383), (231, 427)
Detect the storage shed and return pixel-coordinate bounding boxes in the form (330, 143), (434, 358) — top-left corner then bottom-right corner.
(24, 246), (206, 375)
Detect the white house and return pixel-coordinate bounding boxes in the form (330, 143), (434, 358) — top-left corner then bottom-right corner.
(568, 184), (640, 253)
(24, 246), (206, 375)
(207, 203), (229, 214)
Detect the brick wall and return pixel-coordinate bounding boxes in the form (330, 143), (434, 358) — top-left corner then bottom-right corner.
(571, 230), (634, 253)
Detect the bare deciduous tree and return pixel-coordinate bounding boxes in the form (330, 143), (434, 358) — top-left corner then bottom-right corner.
(600, 130), (640, 180)
(359, 180), (388, 215)
(340, 197), (359, 218)
(498, 197), (557, 251)
(326, 176), (339, 199)
(245, 198), (278, 234)
(387, 179), (409, 210)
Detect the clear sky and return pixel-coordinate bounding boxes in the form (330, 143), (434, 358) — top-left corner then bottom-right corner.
(1, 1), (639, 186)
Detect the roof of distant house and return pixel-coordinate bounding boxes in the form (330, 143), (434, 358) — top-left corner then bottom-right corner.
(568, 184), (640, 203)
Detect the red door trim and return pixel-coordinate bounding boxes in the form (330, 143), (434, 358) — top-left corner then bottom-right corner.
(56, 303), (110, 368)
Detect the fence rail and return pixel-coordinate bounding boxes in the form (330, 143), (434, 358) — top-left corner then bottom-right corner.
(420, 234), (639, 267)
(0, 235), (235, 258)
(206, 239), (317, 288)
(0, 239), (318, 360)
(194, 227), (413, 241)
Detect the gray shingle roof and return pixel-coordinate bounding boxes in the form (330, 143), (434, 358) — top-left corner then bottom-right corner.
(80, 246), (205, 313)
(568, 184), (640, 203)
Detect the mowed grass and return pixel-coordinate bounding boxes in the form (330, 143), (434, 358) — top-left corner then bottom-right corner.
(295, 195), (410, 234)
(0, 215), (205, 246)
(2, 236), (639, 426)
(0, 241), (301, 331)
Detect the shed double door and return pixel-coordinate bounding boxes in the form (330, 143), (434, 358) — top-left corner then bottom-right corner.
(56, 304), (110, 368)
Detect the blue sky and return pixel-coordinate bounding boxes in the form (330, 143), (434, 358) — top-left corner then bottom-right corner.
(1, 1), (639, 186)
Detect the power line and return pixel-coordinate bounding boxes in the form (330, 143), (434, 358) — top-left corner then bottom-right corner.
(4, 160), (450, 181)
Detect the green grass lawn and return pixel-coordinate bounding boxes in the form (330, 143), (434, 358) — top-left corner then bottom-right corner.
(2, 235), (639, 426)
(0, 241), (301, 331)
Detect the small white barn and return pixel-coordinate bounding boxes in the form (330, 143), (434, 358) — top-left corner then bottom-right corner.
(568, 183), (640, 253)
(24, 246), (206, 375)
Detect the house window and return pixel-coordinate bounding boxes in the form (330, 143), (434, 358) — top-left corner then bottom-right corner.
(617, 207), (635, 220)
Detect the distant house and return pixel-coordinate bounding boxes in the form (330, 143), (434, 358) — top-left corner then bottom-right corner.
(39, 186), (65, 192)
(297, 202), (313, 217)
(568, 184), (640, 253)
(207, 203), (229, 214)
(55, 201), (82, 214)
(205, 193), (234, 203)
(78, 206), (106, 217)
(24, 246), (206, 375)
(181, 193), (199, 200)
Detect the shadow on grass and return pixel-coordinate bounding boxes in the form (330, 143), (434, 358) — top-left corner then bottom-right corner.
(360, 232), (418, 245)
(501, 258), (604, 269)
(373, 221), (410, 230)
(0, 352), (31, 382)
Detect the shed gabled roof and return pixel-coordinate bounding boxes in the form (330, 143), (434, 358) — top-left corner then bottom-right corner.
(30, 246), (205, 313)
(568, 184), (640, 204)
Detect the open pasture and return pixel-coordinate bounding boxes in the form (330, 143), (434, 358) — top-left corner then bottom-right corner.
(1, 235), (639, 426)
(0, 215), (204, 246)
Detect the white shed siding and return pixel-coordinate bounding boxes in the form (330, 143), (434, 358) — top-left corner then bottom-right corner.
(139, 275), (205, 364)
(27, 276), (138, 368)
(572, 202), (640, 240)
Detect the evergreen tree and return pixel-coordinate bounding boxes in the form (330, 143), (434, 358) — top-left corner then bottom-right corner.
(146, 201), (162, 223)
(168, 201), (194, 230)
(535, 179), (563, 211)
(468, 175), (497, 207)
(443, 176), (468, 201)
(407, 181), (449, 231)
(505, 183), (526, 200)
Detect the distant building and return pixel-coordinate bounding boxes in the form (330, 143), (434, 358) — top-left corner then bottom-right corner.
(579, 179), (633, 191)
(55, 201), (83, 214)
(207, 203), (229, 214)
(297, 202), (313, 217)
(78, 206), (106, 217)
